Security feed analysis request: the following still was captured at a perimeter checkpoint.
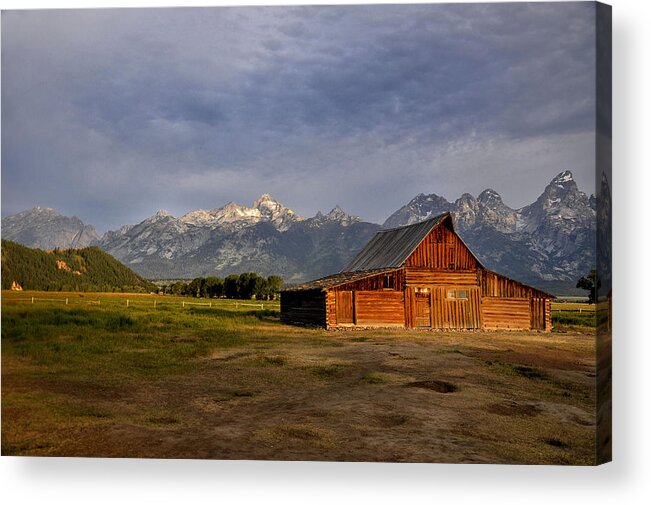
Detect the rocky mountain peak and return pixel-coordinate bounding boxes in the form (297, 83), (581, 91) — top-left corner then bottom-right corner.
(311, 205), (360, 226)
(477, 189), (503, 206)
(551, 170), (575, 185)
(251, 194), (302, 231)
(452, 193), (479, 229)
(253, 193), (275, 207)
(382, 192), (451, 228)
(1, 206), (100, 250)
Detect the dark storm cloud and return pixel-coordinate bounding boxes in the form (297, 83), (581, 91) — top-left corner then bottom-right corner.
(1, 3), (597, 231)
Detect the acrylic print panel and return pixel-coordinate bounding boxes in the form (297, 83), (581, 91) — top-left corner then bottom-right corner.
(0, 2), (611, 465)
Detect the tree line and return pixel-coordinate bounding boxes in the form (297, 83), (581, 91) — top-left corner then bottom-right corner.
(160, 273), (283, 300)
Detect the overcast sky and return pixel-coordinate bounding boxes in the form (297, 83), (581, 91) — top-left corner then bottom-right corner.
(1, 3), (597, 232)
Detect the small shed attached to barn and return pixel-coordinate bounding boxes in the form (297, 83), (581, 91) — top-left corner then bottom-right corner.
(281, 213), (554, 331)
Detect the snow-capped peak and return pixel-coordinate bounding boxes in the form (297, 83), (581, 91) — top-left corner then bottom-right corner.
(551, 170), (574, 184)
(177, 194), (302, 231)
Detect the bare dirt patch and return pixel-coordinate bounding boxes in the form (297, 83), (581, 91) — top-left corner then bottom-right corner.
(405, 380), (457, 393)
(486, 401), (542, 417)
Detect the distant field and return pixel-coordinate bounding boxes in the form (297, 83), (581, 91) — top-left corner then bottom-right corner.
(1, 290), (597, 464)
(551, 302), (597, 327)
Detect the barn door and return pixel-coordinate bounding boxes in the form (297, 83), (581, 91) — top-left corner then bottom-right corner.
(431, 287), (481, 329)
(414, 289), (432, 327)
(336, 291), (354, 324)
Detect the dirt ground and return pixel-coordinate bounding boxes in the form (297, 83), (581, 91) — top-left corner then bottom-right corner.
(2, 322), (597, 464)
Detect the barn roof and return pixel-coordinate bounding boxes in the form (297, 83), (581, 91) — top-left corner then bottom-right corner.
(343, 213), (451, 272)
(281, 268), (398, 292)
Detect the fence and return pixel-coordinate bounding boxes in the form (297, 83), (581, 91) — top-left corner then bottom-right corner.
(6, 296), (276, 311)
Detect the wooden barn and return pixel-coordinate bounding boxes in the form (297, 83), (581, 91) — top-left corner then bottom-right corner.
(281, 213), (554, 331)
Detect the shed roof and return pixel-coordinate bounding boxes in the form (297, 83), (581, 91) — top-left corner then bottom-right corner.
(343, 213), (450, 272)
(281, 268), (397, 292)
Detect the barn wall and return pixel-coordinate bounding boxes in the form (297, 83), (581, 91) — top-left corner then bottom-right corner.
(481, 298), (531, 330)
(431, 286), (481, 329)
(332, 270), (404, 292)
(326, 290), (336, 329)
(481, 270), (549, 298)
(545, 298), (553, 332)
(354, 291), (405, 326)
(405, 223), (478, 270)
(405, 268), (479, 286)
(280, 289), (327, 327)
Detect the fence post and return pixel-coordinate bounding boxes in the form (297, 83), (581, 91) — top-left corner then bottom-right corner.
(127, 299), (129, 308)
(261, 304), (264, 310)
(182, 301), (185, 308)
(31, 297), (34, 304)
(236, 302), (238, 309)
(154, 300), (156, 308)
(66, 298), (69, 305)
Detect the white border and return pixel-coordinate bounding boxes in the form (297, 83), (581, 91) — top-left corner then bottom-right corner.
(1, 0), (649, 503)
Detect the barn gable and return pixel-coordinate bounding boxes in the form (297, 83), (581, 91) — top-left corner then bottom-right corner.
(343, 214), (449, 272)
(403, 214), (482, 270)
(344, 213), (483, 273)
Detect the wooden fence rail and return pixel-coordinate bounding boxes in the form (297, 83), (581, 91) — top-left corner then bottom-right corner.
(5, 296), (277, 311)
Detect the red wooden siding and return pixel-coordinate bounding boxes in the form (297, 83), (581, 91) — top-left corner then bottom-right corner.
(335, 291), (354, 324)
(530, 298), (546, 331)
(405, 268), (479, 286)
(405, 223), (478, 270)
(430, 286), (481, 329)
(545, 298), (553, 331)
(481, 270), (549, 299)
(481, 298), (531, 330)
(354, 291), (405, 326)
(333, 269), (403, 292)
(413, 290), (431, 327)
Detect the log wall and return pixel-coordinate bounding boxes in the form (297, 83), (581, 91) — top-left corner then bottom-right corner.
(280, 289), (327, 327)
(481, 270), (549, 298)
(545, 298), (553, 332)
(481, 298), (531, 330)
(354, 291), (405, 326)
(405, 268), (479, 286)
(332, 269), (404, 292)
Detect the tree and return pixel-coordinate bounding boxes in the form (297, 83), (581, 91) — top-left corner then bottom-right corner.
(224, 274), (240, 299)
(170, 281), (188, 296)
(266, 275), (284, 300)
(237, 272), (260, 299)
(253, 276), (268, 300)
(576, 269), (600, 304)
(204, 277), (223, 298)
(187, 277), (206, 298)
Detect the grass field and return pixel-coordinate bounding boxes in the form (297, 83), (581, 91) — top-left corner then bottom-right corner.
(1, 290), (597, 464)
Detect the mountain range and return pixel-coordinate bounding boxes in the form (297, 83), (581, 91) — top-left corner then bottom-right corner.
(1, 171), (597, 294)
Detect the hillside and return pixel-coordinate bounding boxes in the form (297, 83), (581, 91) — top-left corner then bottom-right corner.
(1, 240), (156, 293)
